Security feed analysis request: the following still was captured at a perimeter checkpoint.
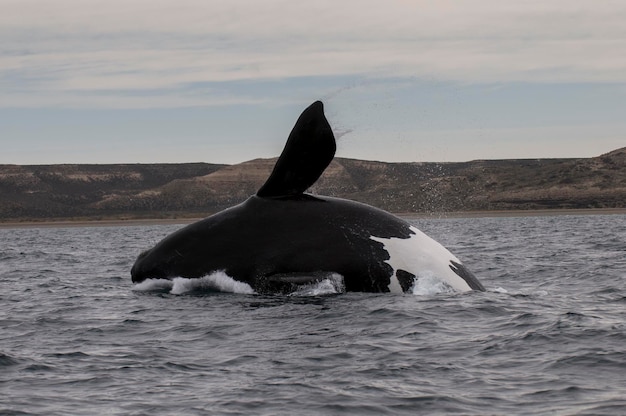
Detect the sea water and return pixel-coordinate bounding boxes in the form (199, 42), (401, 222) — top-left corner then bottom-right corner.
(1, 215), (625, 415)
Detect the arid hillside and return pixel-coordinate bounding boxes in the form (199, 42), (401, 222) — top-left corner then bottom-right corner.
(1, 148), (624, 221)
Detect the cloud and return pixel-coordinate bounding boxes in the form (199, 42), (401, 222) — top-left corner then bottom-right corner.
(2, 0), (626, 108)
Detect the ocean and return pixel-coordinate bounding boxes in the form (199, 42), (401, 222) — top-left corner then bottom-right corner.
(1, 214), (625, 415)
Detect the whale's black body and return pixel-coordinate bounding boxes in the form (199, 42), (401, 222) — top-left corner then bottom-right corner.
(131, 101), (485, 294)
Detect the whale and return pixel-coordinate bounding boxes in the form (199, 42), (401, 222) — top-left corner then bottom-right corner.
(131, 101), (485, 294)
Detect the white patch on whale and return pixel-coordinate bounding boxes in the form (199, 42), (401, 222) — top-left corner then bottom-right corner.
(132, 271), (255, 295)
(370, 226), (473, 294)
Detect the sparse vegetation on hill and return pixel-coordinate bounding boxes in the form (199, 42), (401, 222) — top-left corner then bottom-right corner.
(1, 148), (624, 222)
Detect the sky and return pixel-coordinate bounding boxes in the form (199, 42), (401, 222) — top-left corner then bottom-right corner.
(2, 0), (626, 165)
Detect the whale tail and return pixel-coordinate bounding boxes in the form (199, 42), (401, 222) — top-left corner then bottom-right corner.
(257, 101), (336, 198)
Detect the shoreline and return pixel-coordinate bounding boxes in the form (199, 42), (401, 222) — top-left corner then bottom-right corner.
(1, 208), (625, 229)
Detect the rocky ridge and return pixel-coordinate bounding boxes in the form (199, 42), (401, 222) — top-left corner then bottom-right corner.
(1, 148), (624, 221)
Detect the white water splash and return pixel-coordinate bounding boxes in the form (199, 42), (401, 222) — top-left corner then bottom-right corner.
(132, 271), (255, 295)
(289, 273), (346, 296)
(132, 278), (174, 293)
(411, 273), (457, 296)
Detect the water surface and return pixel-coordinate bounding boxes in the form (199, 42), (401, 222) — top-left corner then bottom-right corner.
(1, 215), (625, 415)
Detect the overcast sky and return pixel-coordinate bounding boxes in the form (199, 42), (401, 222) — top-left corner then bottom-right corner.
(2, 0), (625, 165)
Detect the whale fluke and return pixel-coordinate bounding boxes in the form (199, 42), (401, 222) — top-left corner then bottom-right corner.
(257, 101), (336, 198)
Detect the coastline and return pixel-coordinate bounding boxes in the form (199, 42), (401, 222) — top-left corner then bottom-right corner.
(1, 208), (625, 229)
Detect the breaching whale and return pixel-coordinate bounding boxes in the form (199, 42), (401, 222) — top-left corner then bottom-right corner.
(131, 101), (485, 294)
